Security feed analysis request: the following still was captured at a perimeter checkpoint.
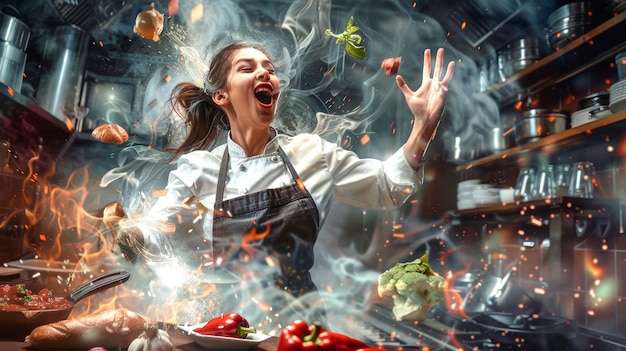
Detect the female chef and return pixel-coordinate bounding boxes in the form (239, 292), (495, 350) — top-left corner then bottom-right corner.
(111, 42), (454, 305)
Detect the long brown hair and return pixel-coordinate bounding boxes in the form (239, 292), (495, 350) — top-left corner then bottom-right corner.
(167, 42), (272, 159)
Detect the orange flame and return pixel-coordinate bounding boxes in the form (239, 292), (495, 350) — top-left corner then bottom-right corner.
(241, 222), (271, 257)
(444, 268), (470, 319)
(296, 177), (306, 192)
(585, 256), (604, 278)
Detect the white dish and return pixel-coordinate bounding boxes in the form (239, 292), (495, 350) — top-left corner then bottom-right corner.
(610, 96), (626, 113)
(178, 324), (270, 351)
(474, 198), (499, 206)
(458, 179), (480, 187)
(472, 188), (500, 198)
(499, 188), (516, 203)
(457, 200), (476, 210)
(458, 184), (493, 194)
(457, 179), (481, 191)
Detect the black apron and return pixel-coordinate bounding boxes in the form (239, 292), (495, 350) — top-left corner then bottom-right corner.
(212, 145), (321, 297)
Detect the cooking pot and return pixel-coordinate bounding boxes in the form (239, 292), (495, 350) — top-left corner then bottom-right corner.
(0, 270), (130, 339)
(514, 109), (569, 145)
(484, 127), (513, 154)
(546, 2), (593, 50)
(0, 6), (30, 92)
(470, 312), (577, 349)
(501, 35), (545, 77)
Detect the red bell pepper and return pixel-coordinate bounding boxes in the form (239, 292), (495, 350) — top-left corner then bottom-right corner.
(193, 312), (256, 338)
(278, 320), (370, 351)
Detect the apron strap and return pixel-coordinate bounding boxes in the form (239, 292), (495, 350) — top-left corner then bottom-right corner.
(215, 145), (300, 204)
(215, 146), (230, 205)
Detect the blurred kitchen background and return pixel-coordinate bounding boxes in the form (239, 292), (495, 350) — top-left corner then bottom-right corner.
(1, 0), (626, 349)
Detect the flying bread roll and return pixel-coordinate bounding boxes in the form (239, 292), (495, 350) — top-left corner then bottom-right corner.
(91, 123), (129, 144)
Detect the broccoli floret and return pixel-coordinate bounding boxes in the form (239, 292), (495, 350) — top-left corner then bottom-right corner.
(377, 252), (446, 321)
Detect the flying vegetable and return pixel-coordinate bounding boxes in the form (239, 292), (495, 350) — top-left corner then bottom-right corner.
(325, 16), (366, 60)
(193, 312), (256, 339)
(377, 252), (446, 321)
(277, 320), (370, 351)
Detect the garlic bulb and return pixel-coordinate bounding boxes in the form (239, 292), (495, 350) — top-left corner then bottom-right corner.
(127, 324), (173, 351)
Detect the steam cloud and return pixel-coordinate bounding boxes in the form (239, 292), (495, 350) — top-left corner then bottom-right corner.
(13, 0), (512, 338)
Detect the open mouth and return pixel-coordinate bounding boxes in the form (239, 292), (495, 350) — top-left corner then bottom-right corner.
(254, 84), (276, 107)
(255, 91), (272, 105)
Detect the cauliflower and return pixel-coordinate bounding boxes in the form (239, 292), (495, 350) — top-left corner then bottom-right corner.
(377, 252), (446, 321)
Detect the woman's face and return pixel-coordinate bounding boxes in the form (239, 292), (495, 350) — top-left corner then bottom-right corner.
(219, 47), (281, 129)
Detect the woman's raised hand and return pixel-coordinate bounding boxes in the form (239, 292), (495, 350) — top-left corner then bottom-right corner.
(396, 48), (455, 130)
(396, 48), (455, 169)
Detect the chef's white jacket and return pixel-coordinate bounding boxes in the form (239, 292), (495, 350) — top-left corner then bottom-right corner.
(133, 129), (424, 257)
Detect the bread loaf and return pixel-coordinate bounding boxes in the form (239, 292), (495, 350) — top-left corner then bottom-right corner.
(25, 308), (152, 349)
(91, 123), (129, 144)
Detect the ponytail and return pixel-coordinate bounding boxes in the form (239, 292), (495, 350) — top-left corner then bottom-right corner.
(166, 82), (227, 159)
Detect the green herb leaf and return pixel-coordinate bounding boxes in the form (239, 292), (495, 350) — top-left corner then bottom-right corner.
(324, 16), (366, 60)
(345, 25), (360, 35)
(346, 43), (366, 60)
(16, 285), (27, 297)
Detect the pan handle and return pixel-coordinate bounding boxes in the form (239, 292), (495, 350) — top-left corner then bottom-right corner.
(66, 271), (131, 303)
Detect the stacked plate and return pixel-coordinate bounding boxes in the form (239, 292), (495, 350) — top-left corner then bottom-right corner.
(457, 180), (500, 210)
(609, 79), (626, 113)
(546, 2), (593, 50)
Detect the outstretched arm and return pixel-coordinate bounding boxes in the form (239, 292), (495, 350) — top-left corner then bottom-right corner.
(397, 48), (455, 169)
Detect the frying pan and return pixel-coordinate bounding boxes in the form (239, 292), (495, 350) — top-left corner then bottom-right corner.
(0, 270), (130, 339)
(470, 312), (577, 349)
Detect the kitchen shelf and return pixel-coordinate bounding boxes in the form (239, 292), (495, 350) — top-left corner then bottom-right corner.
(484, 11), (626, 105)
(457, 109), (626, 170)
(450, 196), (615, 218)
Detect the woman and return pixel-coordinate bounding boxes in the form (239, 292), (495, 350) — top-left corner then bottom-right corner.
(111, 42), (454, 321)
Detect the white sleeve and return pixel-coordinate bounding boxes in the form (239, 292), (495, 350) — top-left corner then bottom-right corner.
(130, 156), (211, 260)
(323, 140), (424, 210)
